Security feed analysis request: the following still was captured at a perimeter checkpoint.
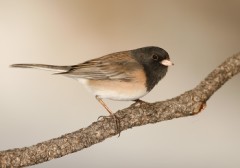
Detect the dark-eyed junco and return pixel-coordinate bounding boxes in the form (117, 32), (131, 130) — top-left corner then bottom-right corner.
(11, 46), (173, 133)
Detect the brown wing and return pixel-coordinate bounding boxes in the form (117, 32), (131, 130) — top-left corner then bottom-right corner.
(62, 51), (142, 81)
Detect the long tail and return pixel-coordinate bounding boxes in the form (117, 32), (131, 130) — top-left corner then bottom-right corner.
(11, 63), (72, 73)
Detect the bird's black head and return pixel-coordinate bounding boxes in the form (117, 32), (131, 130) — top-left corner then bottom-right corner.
(131, 46), (173, 91)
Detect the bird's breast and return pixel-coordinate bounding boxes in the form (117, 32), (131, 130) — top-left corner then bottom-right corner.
(77, 70), (148, 101)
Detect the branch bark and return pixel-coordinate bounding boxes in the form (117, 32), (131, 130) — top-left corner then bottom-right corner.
(1, 52), (240, 167)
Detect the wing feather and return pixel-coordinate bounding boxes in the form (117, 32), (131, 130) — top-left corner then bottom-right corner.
(61, 51), (142, 81)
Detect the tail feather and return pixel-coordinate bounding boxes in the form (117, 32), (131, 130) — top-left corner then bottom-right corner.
(10, 63), (72, 73)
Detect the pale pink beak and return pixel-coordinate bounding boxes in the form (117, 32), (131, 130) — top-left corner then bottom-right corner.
(161, 59), (174, 66)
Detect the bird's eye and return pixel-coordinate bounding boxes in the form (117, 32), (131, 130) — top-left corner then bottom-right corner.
(152, 54), (158, 61)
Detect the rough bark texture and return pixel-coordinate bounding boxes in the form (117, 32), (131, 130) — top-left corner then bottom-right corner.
(1, 52), (240, 167)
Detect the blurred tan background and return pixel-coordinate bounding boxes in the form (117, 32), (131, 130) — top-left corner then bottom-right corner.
(0, 0), (240, 167)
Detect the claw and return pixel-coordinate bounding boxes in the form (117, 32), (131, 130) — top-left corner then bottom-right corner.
(97, 114), (123, 137)
(131, 99), (148, 107)
(95, 96), (129, 137)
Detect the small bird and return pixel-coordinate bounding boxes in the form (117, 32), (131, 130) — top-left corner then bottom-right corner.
(11, 46), (173, 133)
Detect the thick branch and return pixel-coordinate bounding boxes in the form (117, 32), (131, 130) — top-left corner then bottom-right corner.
(1, 52), (240, 167)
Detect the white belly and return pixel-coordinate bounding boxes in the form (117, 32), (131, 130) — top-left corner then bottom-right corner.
(77, 79), (148, 101)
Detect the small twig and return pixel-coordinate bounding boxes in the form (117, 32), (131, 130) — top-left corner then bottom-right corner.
(0, 52), (239, 167)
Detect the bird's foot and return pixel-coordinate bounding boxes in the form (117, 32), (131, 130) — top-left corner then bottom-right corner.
(131, 99), (148, 107)
(97, 114), (123, 137)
